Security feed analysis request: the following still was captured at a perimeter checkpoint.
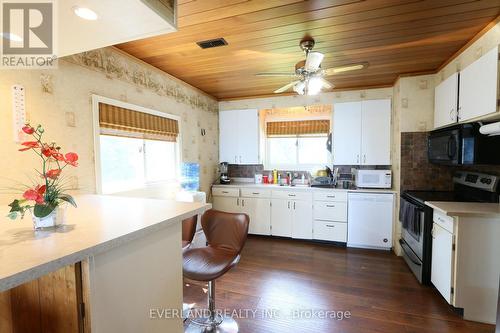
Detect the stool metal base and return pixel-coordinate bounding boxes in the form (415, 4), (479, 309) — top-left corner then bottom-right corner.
(185, 315), (238, 333)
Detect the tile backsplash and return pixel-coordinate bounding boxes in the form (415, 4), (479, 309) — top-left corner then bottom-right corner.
(228, 164), (264, 178)
(400, 132), (453, 191)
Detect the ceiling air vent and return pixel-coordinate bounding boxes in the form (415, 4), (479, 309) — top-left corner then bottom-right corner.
(196, 38), (228, 49)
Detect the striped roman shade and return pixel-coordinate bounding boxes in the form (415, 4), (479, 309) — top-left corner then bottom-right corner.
(99, 103), (179, 141)
(266, 119), (330, 136)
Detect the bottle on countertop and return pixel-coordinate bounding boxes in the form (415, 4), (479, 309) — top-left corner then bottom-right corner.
(273, 169), (278, 184)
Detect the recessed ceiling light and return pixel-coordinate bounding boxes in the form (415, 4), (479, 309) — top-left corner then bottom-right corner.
(73, 6), (98, 20)
(1, 32), (23, 42)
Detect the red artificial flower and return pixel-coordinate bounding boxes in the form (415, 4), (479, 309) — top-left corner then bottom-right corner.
(19, 141), (40, 151)
(46, 168), (61, 179)
(51, 153), (65, 161)
(23, 185), (46, 204)
(22, 126), (35, 134)
(41, 146), (57, 157)
(65, 152), (78, 166)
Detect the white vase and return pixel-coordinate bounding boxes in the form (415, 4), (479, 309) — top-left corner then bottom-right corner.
(30, 204), (67, 230)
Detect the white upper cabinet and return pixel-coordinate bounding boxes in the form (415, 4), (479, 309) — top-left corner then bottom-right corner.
(333, 99), (391, 165)
(219, 109), (259, 164)
(219, 110), (239, 164)
(361, 99), (391, 165)
(333, 102), (362, 165)
(459, 46), (499, 122)
(434, 72), (459, 129)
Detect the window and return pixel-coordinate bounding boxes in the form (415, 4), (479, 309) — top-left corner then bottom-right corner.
(93, 96), (180, 194)
(265, 118), (330, 170)
(99, 136), (178, 193)
(266, 135), (329, 170)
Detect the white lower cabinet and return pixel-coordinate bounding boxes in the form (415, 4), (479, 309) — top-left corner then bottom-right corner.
(313, 220), (347, 242)
(291, 200), (313, 239)
(212, 196), (240, 214)
(270, 199), (292, 237)
(240, 197), (271, 236)
(313, 190), (348, 243)
(269, 199), (313, 239)
(213, 187), (391, 247)
(431, 222), (455, 304)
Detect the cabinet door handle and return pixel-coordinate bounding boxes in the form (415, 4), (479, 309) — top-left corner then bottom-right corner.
(357, 154), (360, 164)
(288, 201), (290, 209)
(326, 224), (335, 228)
(450, 108), (459, 121)
(237, 198), (239, 206)
(252, 192), (260, 195)
(293, 202), (296, 210)
(222, 191), (229, 194)
(242, 199), (245, 207)
(239, 156), (242, 163)
(288, 194), (296, 197)
(326, 204), (335, 208)
(363, 154), (366, 164)
(326, 195), (336, 198)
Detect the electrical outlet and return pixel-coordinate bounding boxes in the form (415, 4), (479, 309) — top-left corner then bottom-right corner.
(65, 112), (76, 127)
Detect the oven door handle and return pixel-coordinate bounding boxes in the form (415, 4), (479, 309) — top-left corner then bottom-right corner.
(399, 239), (422, 266)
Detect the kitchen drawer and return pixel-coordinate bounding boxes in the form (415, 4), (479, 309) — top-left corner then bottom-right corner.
(313, 202), (347, 222)
(313, 220), (347, 242)
(212, 187), (240, 197)
(313, 191), (347, 202)
(240, 188), (271, 198)
(271, 190), (312, 201)
(433, 210), (454, 233)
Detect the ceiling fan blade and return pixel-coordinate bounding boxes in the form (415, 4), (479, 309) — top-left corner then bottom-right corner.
(255, 72), (297, 77)
(323, 62), (368, 75)
(274, 80), (300, 93)
(304, 52), (324, 72)
(320, 78), (335, 89)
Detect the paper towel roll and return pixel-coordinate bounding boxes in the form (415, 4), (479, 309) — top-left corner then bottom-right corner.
(479, 122), (500, 136)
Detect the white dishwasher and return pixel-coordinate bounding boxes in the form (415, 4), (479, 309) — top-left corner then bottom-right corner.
(347, 192), (394, 250)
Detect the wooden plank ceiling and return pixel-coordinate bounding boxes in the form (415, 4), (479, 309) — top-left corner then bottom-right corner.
(117, 0), (500, 100)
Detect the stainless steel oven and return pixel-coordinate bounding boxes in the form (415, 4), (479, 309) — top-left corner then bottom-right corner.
(399, 195), (432, 284)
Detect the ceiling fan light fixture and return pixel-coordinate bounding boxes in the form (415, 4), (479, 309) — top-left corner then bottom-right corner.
(293, 81), (306, 95)
(307, 77), (323, 95)
(304, 52), (324, 72)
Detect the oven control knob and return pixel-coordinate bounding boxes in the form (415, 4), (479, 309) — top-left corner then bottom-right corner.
(383, 238), (388, 243)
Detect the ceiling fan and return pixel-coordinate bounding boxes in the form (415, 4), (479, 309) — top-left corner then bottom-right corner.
(255, 38), (368, 95)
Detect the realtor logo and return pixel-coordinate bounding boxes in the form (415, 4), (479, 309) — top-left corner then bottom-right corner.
(1, 0), (57, 68)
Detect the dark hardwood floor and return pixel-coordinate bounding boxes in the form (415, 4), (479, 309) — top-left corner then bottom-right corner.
(184, 236), (495, 333)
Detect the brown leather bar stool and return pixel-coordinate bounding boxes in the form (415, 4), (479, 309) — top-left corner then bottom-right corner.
(183, 209), (249, 333)
(182, 215), (198, 250)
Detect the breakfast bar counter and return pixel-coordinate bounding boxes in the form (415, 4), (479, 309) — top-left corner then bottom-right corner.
(0, 194), (210, 333)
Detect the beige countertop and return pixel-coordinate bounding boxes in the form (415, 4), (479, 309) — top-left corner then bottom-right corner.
(425, 201), (500, 218)
(212, 182), (397, 194)
(0, 194), (210, 292)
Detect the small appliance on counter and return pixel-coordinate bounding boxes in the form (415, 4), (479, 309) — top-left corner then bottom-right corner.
(354, 169), (392, 189)
(219, 162), (230, 184)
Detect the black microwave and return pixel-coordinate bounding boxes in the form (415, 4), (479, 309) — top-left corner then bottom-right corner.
(428, 124), (500, 165)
